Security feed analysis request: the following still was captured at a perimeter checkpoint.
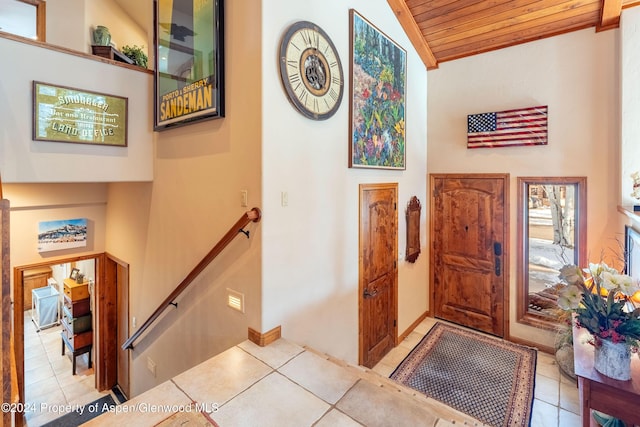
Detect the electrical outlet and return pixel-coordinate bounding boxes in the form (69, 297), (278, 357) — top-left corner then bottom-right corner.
(241, 190), (248, 207)
(281, 191), (288, 207)
(147, 357), (156, 377)
(132, 316), (137, 328)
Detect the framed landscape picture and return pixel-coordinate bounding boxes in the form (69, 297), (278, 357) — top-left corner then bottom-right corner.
(154, 0), (225, 130)
(37, 218), (87, 253)
(349, 9), (406, 170)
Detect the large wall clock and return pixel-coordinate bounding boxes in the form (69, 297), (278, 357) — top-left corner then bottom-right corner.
(279, 21), (344, 120)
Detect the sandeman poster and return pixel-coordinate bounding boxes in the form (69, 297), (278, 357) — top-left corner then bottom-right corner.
(155, 0), (224, 130)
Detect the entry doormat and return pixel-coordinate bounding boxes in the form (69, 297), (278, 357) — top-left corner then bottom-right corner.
(42, 394), (116, 427)
(390, 323), (536, 427)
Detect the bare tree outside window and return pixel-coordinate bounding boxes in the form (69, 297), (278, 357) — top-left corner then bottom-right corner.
(518, 177), (585, 330)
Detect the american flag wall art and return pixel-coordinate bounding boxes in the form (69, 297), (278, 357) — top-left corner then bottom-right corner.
(467, 105), (548, 149)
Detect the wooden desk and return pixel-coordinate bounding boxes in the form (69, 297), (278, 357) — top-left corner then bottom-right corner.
(573, 324), (640, 426)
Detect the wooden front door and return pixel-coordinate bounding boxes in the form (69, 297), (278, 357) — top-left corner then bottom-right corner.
(359, 183), (398, 368)
(430, 174), (508, 337)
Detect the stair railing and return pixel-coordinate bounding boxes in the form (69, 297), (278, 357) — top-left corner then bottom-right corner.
(121, 207), (262, 350)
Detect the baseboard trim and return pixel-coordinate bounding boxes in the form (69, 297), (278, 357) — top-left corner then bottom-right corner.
(508, 335), (553, 354)
(248, 325), (281, 347)
(397, 310), (430, 344)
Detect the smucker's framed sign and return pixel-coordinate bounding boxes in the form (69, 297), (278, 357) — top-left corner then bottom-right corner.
(154, 0), (225, 130)
(32, 81), (128, 146)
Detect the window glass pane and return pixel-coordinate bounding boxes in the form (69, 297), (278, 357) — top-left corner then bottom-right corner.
(0, 0), (37, 40)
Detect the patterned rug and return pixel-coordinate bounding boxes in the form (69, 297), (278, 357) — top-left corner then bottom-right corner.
(390, 323), (536, 427)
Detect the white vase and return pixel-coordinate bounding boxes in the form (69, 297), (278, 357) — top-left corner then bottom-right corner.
(594, 339), (631, 381)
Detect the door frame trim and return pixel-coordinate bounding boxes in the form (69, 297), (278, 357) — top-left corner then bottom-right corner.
(429, 173), (510, 339)
(358, 182), (399, 366)
(13, 253), (103, 411)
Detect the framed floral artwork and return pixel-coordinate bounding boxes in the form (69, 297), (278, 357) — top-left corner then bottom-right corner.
(349, 9), (406, 170)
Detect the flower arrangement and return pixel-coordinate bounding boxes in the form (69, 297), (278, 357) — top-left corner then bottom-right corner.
(557, 263), (640, 351)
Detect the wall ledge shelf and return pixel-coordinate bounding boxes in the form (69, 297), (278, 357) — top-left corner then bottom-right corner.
(91, 45), (133, 65)
(0, 32), (151, 74)
(618, 205), (640, 226)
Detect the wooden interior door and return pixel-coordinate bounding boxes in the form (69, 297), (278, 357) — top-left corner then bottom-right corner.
(359, 183), (398, 368)
(97, 254), (129, 397)
(116, 262), (130, 399)
(430, 174), (508, 337)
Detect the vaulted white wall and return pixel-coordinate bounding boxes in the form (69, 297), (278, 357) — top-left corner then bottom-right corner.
(261, 0), (428, 364)
(427, 27), (625, 346)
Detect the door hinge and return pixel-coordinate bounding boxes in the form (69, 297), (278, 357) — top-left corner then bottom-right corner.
(394, 319), (397, 327)
(394, 260), (397, 269)
(394, 202), (397, 210)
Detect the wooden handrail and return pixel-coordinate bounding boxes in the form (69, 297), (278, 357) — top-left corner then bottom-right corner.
(121, 207), (262, 350)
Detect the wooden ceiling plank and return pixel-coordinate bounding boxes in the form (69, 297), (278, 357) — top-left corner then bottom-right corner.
(425, 0), (600, 47)
(434, 10), (598, 55)
(622, 0), (640, 7)
(431, 6), (598, 52)
(418, 0), (550, 34)
(432, 10), (599, 62)
(424, 0), (598, 40)
(598, 0), (622, 30)
(405, 0), (436, 8)
(387, 0), (439, 69)
(409, 0), (489, 20)
(407, 0), (469, 12)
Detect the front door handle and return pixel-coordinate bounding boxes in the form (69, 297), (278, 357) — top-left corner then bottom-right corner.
(494, 242), (502, 276)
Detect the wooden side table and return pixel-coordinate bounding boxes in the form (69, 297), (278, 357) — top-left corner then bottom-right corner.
(572, 324), (640, 426)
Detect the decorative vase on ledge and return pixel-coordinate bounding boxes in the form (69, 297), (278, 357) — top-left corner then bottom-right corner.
(594, 339), (631, 381)
(92, 25), (111, 46)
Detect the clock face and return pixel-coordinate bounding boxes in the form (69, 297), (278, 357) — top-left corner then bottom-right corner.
(279, 21), (344, 120)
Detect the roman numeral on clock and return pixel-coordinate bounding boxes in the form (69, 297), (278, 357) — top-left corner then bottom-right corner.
(289, 73), (301, 85)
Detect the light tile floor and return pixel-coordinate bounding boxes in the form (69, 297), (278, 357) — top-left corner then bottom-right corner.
(23, 310), (112, 427)
(83, 317), (582, 427)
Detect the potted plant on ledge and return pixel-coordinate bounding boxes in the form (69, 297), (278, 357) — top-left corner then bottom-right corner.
(121, 45), (148, 68)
